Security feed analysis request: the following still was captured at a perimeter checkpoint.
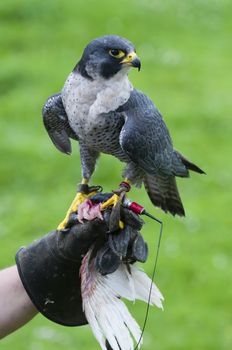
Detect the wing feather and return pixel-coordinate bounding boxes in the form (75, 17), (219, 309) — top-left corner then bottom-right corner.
(42, 93), (77, 154)
(119, 89), (175, 176)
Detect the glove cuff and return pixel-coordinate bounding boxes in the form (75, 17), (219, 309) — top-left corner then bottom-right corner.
(16, 231), (87, 326)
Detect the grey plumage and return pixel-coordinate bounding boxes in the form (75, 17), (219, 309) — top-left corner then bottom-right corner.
(43, 35), (204, 216)
(42, 93), (76, 155)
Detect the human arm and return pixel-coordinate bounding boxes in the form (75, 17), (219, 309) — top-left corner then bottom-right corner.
(0, 266), (38, 339)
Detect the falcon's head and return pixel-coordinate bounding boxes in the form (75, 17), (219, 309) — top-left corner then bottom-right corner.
(76, 35), (141, 80)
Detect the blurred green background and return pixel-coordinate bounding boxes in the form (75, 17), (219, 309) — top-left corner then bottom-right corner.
(0, 0), (231, 349)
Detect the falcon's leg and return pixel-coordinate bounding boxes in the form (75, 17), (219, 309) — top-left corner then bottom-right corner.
(100, 179), (131, 231)
(58, 145), (100, 230)
(102, 163), (144, 230)
(113, 178), (132, 195)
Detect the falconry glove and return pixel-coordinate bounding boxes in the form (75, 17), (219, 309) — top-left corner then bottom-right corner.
(16, 194), (147, 327)
(16, 217), (108, 326)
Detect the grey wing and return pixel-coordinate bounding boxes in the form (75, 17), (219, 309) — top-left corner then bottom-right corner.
(118, 89), (204, 217)
(42, 93), (77, 155)
(119, 89), (176, 176)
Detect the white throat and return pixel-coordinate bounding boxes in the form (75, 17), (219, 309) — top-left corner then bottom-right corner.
(62, 69), (133, 128)
(89, 69), (133, 117)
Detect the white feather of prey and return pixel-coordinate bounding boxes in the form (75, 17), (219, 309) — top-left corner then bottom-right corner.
(80, 251), (164, 350)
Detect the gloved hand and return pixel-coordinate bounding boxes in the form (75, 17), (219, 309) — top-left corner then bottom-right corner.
(16, 217), (109, 326)
(16, 193), (147, 327)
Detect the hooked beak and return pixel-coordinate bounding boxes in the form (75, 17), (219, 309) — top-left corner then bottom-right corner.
(120, 51), (141, 71)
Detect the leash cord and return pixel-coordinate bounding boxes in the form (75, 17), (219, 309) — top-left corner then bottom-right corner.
(134, 213), (163, 350)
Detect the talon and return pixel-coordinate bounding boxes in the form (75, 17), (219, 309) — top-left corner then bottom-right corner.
(57, 179), (99, 230)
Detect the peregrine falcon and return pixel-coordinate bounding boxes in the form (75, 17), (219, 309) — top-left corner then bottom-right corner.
(43, 35), (204, 226)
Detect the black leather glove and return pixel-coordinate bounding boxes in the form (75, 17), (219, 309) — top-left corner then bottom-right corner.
(16, 218), (108, 326)
(16, 193), (147, 327)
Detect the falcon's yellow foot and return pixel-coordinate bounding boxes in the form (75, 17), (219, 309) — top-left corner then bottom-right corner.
(101, 193), (125, 230)
(57, 192), (90, 230)
(57, 179), (99, 230)
(101, 194), (120, 210)
(100, 179), (131, 231)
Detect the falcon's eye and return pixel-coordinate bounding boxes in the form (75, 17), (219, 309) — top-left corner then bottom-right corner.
(109, 49), (125, 58)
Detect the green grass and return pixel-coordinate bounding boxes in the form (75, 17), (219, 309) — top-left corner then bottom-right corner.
(0, 0), (232, 349)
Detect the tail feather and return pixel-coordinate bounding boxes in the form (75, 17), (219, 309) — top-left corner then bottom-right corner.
(143, 174), (185, 216)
